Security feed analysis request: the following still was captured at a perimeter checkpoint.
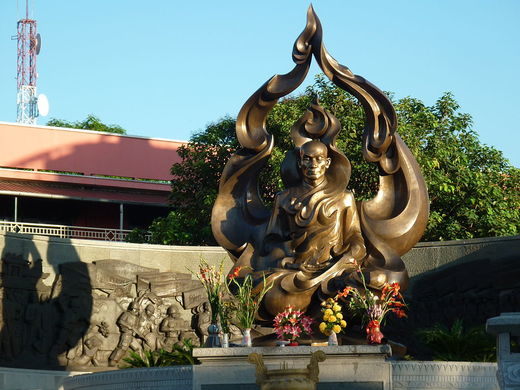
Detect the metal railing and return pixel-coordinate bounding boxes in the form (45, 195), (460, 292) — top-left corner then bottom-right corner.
(0, 221), (138, 242)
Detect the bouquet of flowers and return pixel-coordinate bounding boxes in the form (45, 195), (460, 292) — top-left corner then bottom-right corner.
(193, 258), (225, 324)
(319, 297), (347, 338)
(227, 266), (272, 330)
(273, 306), (314, 343)
(337, 262), (407, 344)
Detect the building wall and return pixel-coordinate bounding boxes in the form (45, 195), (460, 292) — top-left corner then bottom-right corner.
(402, 235), (520, 279)
(0, 232), (230, 285)
(0, 122), (185, 181)
(1, 231), (517, 295)
(403, 235), (520, 333)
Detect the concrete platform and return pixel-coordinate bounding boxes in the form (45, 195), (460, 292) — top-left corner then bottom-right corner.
(192, 345), (393, 390)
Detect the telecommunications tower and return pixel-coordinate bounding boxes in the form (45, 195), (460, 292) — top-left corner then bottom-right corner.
(16, 0), (48, 124)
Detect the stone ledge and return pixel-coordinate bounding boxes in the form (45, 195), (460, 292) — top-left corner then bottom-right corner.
(63, 366), (193, 390)
(412, 235), (520, 248)
(4, 359), (499, 390)
(194, 344), (391, 362)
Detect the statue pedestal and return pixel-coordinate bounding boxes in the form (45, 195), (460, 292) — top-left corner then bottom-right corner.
(193, 345), (392, 390)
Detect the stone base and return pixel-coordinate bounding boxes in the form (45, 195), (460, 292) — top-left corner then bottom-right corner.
(62, 366), (192, 390)
(193, 345), (392, 390)
(0, 367), (84, 390)
(57, 348), (499, 390)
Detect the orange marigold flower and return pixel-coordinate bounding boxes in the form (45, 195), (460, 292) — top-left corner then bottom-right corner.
(393, 308), (407, 318)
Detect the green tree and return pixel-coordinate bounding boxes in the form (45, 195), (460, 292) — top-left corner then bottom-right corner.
(137, 76), (519, 245)
(46, 114), (126, 134)
(395, 93), (519, 240)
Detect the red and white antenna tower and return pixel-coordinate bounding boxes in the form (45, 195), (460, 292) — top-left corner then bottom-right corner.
(16, 0), (48, 124)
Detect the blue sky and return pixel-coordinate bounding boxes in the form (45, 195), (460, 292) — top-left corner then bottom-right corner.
(1, 1), (519, 167)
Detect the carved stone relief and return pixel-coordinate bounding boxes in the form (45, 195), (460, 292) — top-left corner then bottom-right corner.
(0, 253), (207, 370)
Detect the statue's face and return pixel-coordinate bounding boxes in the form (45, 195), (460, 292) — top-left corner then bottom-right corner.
(299, 141), (331, 183)
(145, 304), (155, 316)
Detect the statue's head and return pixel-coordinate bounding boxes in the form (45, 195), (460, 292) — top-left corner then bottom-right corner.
(298, 140), (331, 185)
(167, 305), (178, 316)
(145, 303), (155, 316)
(127, 301), (138, 313)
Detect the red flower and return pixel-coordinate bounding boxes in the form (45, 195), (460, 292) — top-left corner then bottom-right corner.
(336, 286), (353, 299)
(393, 308), (407, 318)
(382, 282), (400, 298)
(228, 266), (242, 280)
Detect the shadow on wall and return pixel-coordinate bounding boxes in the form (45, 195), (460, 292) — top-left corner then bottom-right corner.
(0, 234), (92, 369)
(381, 236), (520, 357)
(408, 245), (520, 329)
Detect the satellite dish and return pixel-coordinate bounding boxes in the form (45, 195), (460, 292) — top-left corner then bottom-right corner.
(35, 33), (41, 55)
(37, 94), (49, 116)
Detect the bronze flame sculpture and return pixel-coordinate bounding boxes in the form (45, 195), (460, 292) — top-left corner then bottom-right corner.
(211, 6), (429, 320)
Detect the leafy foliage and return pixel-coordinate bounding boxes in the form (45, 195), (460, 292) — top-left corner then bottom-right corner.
(395, 93), (519, 240)
(416, 320), (496, 362)
(46, 114), (126, 134)
(122, 349), (170, 368)
(121, 339), (200, 368)
(131, 76), (519, 245)
(165, 118), (238, 245)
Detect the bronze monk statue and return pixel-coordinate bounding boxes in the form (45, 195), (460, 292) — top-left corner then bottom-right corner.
(261, 139), (365, 273)
(211, 6), (429, 320)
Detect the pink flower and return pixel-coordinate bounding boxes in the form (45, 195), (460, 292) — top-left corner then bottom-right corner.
(273, 306), (314, 341)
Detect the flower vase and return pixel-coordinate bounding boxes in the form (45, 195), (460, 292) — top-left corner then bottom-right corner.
(241, 328), (252, 347)
(222, 333), (230, 348)
(205, 323), (222, 348)
(288, 340), (299, 346)
(366, 320), (384, 344)
(328, 331), (338, 346)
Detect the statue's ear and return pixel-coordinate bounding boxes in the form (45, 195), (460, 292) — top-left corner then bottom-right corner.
(325, 158), (331, 168)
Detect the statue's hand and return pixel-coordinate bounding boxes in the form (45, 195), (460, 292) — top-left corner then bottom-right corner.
(339, 254), (356, 264)
(280, 257), (299, 269)
(349, 241), (366, 261)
